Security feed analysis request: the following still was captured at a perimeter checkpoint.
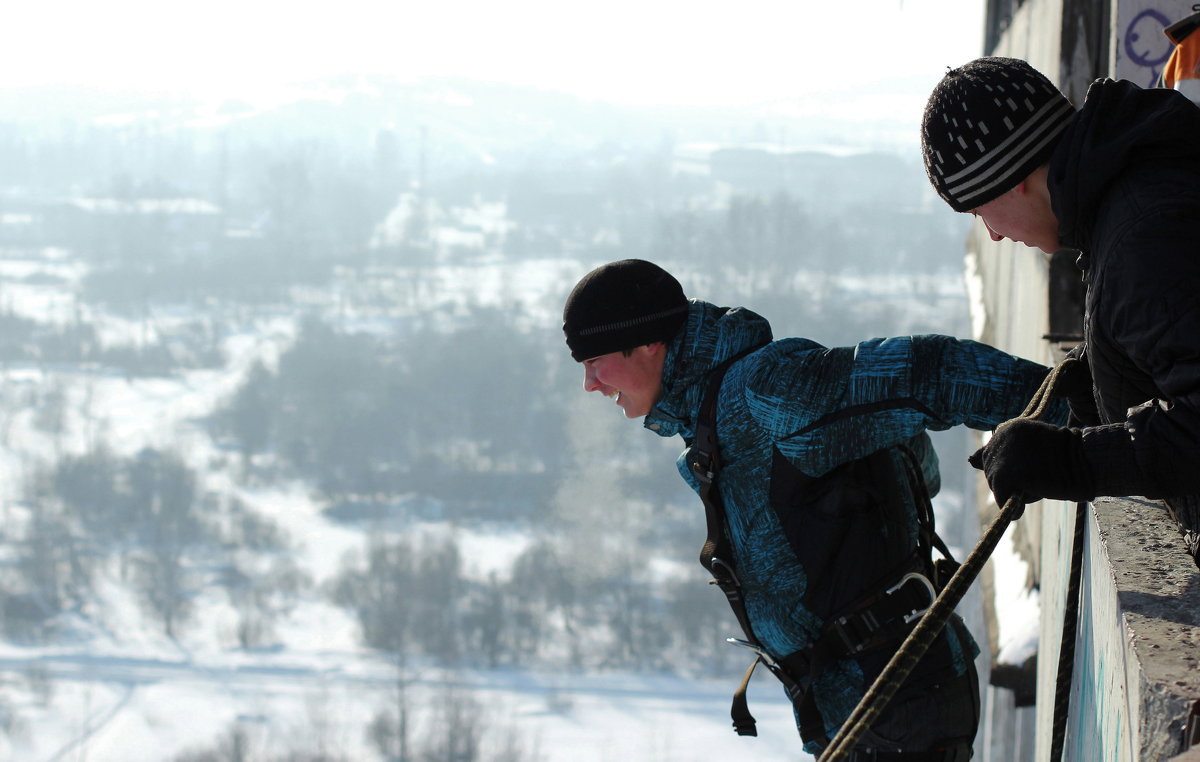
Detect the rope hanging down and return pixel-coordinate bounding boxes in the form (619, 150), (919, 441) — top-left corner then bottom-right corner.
(819, 359), (1075, 762)
(1049, 500), (1087, 761)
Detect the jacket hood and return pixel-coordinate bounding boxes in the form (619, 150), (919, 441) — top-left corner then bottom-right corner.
(1051, 78), (1200, 249)
(644, 299), (772, 439)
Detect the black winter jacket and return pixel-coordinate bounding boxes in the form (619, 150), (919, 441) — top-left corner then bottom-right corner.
(1049, 78), (1200, 506)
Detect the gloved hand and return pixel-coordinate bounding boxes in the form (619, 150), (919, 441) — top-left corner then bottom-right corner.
(1051, 354), (1100, 427)
(968, 418), (1096, 509)
(1050, 355), (1092, 400)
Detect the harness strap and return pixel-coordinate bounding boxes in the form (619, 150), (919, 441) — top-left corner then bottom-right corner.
(688, 344), (958, 745)
(691, 341), (768, 583)
(727, 642), (809, 738)
(692, 349), (749, 577)
(730, 658), (760, 736)
(820, 573), (936, 658)
(897, 444), (961, 590)
(688, 342), (771, 736)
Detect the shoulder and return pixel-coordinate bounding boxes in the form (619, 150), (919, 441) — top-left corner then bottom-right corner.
(1088, 209), (1200, 360)
(1088, 162), (1200, 281)
(714, 339), (845, 436)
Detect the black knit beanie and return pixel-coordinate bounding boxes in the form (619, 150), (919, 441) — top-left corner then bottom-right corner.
(562, 259), (689, 362)
(922, 56), (1076, 212)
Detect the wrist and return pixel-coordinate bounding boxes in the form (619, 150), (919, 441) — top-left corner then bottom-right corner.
(1080, 423), (1143, 498)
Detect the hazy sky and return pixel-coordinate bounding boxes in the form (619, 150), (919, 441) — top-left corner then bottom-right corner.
(5, 0), (984, 107)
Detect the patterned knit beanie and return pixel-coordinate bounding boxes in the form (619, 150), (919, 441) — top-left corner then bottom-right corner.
(922, 56), (1076, 212)
(563, 259), (689, 362)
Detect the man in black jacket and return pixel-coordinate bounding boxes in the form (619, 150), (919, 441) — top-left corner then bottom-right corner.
(921, 56), (1200, 556)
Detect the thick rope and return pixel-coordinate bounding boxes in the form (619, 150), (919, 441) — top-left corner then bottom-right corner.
(819, 360), (1073, 762)
(1049, 500), (1086, 760)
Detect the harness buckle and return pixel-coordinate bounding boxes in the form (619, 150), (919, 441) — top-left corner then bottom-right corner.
(726, 637), (780, 670)
(886, 572), (937, 624)
(831, 572), (937, 655)
(690, 455), (716, 486)
(709, 557), (740, 587)
(832, 612), (877, 654)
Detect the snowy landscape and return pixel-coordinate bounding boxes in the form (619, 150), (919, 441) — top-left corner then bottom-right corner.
(0, 72), (1039, 762)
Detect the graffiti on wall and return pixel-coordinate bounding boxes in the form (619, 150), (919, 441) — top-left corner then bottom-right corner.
(1124, 7), (1175, 85)
(1115, 1), (1200, 85)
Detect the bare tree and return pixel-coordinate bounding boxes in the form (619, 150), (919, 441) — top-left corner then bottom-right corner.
(416, 686), (485, 762)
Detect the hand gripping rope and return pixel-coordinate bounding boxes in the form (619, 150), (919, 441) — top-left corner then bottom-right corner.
(819, 359), (1082, 762)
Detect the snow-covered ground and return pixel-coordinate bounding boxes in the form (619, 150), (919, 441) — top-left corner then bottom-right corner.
(0, 251), (1027, 762)
(0, 253), (811, 761)
(0, 637), (806, 761)
(0, 343), (805, 761)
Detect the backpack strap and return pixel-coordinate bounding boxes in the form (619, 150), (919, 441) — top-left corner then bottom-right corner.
(689, 342), (767, 583)
(897, 443), (961, 591)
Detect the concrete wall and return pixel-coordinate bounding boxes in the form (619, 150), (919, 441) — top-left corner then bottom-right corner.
(971, 1), (1200, 759)
(1043, 496), (1200, 761)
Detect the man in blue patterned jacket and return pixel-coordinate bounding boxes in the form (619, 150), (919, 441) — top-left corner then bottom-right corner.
(562, 259), (1067, 761)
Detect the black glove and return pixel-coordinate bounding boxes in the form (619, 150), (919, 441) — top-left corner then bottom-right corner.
(1053, 352), (1100, 427)
(968, 419), (1096, 509)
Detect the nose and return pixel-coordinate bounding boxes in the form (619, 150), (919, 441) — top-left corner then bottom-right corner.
(983, 220), (1004, 242)
(583, 364), (601, 392)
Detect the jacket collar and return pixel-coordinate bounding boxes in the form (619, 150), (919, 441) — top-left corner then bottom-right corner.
(643, 299), (773, 439)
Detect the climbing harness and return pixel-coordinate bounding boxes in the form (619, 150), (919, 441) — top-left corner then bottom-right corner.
(687, 346), (961, 744)
(819, 359), (1077, 762)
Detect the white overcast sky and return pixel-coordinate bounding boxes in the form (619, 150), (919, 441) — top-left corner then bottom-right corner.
(2, 0), (985, 107)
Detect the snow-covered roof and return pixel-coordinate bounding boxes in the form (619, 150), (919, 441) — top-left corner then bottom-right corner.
(64, 198), (222, 216)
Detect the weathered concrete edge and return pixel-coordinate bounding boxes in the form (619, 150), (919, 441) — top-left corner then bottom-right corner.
(1090, 495), (1200, 761)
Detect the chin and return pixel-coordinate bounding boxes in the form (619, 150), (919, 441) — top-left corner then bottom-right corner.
(618, 401), (647, 418)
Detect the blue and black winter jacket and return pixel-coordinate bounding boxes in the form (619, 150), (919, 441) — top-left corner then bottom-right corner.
(644, 300), (1066, 749)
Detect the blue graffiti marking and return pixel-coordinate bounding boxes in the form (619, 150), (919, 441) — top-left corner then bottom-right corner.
(1125, 8), (1174, 86)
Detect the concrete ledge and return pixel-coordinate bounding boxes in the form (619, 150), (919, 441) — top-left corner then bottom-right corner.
(1040, 496), (1200, 761)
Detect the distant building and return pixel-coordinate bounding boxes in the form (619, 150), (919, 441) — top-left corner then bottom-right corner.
(370, 193), (511, 264)
(674, 142), (936, 213)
